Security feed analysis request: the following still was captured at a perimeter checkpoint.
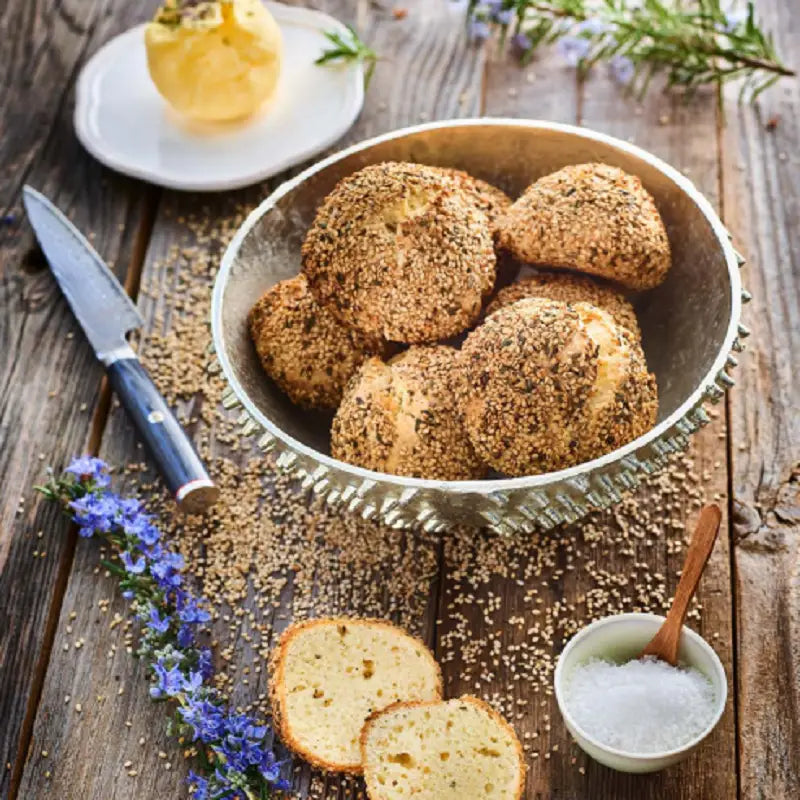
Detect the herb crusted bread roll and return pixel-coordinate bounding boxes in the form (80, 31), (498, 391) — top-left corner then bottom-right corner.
(268, 618), (442, 774)
(331, 346), (486, 480)
(486, 270), (642, 342)
(497, 162), (671, 290)
(248, 275), (386, 409)
(361, 696), (526, 800)
(301, 162), (497, 343)
(459, 297), (657, 476)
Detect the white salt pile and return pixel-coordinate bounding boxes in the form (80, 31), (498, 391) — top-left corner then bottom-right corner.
(564, 656), (716, 753)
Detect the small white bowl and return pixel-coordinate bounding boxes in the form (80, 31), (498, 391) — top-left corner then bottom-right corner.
(554, 613), (727, 773)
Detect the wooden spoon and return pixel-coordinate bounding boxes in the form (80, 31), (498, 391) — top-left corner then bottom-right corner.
(640, 504), (722, 666)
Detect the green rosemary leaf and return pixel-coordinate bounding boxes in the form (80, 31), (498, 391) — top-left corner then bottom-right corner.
(316, 25), (379, 90)
(466, 0), (794, 101)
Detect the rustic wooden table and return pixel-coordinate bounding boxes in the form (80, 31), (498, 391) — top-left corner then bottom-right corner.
(1, 1), (798, 799)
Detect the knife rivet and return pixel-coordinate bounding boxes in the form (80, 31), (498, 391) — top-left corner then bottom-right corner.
(147, 411), (165, 424)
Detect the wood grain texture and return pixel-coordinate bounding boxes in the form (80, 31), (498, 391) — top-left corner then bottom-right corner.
(575, 71), (736, 800)
(0, 0), (156, 794)
(722, 0), (800, 795)
(433, 61), (737, 800)
(9, 0), (799, 798)
(18, 2), (486, 798)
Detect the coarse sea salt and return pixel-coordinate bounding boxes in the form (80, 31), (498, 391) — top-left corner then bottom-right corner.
(564, 656), (716, 753)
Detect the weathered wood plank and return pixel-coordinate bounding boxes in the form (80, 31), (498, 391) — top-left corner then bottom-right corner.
(0, 0), (157, 794)
(18, 2), (486, 798)
(433, 56), (737, 797)
(577, 73), (736, 800)
(721, 0), (800, 794)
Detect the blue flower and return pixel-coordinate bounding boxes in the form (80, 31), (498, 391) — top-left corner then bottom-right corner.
(187, 771), (210, 800)
(259, 750), (291, 787)
(556, 35), (591, 66)
(197, 647), (214, 680)
(469, 19), (491, 43)
(177, 624), (195, 648)
(151, 551), (184, 588)
(150, 659), (184, 699)
(120, 550), (147, 575)
(125, 514), (160, 547)
(176, 591), (212, 625)
(65, 456), (110, 487)
(575, 18), (609, 36)
(512, 31), (532, 51)
(70, 492), (122, 535)
(117, 497), (144, 520)
(147, 606), (171, 634)
(182, 670), (204, 694)
(180, 696), (226, 742)
(609, 54), (635, 85)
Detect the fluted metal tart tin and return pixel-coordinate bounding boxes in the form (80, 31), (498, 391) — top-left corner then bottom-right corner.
(210, 119), (746, 535)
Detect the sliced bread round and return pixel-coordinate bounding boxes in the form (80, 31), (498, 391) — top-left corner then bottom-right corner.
(361, 696), (526, 799)
(269, 618), (442, 773)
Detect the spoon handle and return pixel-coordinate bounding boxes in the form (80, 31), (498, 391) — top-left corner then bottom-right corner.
(641, 504), (722, 665)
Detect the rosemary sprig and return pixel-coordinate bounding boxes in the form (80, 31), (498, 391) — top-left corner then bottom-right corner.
(467, 0), (794, 99)
(316, 25), (379, 89)
(37, 457), (291, 800)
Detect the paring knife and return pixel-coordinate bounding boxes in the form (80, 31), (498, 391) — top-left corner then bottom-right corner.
(23, 186), (219, 514)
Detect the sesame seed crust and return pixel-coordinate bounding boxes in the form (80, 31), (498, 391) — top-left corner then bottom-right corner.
(248, 275), (385, 409)
(301, 162), (497, 343)
(331, 345), (487, 480)
(497, 163), (671, 290)
(486, 270), (642, 341)
(433, 167), (512, 232)
(459, 298), (657, 476)
(459, 299), (597, 475)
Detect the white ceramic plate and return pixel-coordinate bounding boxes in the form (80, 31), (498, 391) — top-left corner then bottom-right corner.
(74, 3), (364, 191)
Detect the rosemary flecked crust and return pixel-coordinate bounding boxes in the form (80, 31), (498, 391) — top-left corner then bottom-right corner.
(459, 297), (657, 476)
(360, 696), (526, 800)
(268, 618), (443, 774)
(485, 270), (642, 342)
(433, 167), (512, 233)
(248, 275), (385, 409)
(301, 162), (497, 343)
(331, 346), (487, 480)
(497, 162), (671, 290)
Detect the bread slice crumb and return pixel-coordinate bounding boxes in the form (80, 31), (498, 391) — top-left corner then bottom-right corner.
(361, 695), (526, 799)
(269, 618), (442, 773)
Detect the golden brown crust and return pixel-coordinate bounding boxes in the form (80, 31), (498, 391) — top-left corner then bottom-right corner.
(433, 167), (512, 232)
(459, 298), (598, 475)
(459, 297), (657, 476)
(331, 346), (487, 480)
(486, 270), (641, 341)
(360, 695), (526, 800)
(301, 162), (497, 343)
(268, 617), (443, 775)
(497, 162), (671, 290)
(248, 275), (385, 409)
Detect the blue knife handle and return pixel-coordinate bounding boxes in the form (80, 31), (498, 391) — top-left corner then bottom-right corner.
(106, 357), (219, 514)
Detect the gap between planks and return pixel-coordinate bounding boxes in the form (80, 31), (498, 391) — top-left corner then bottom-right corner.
(7, 185), (162, 800)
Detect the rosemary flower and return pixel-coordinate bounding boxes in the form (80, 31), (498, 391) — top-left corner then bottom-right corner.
(37, 457), (291, 799)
